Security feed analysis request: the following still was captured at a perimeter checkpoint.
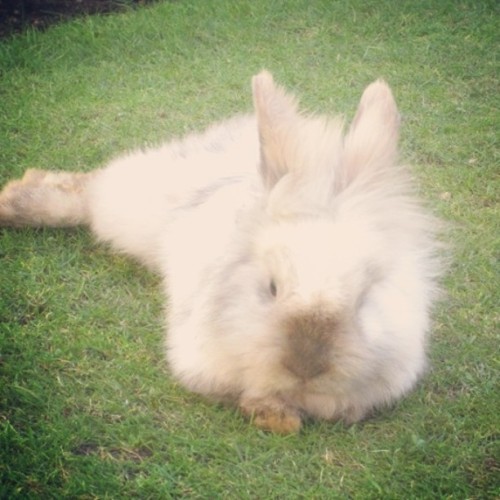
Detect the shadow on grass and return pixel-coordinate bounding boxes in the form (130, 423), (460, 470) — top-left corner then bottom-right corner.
(0, 0), (155, 38)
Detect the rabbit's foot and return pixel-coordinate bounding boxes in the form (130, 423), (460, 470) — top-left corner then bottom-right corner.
(240, 397), (302, 434)
(0, 169), (91, 227)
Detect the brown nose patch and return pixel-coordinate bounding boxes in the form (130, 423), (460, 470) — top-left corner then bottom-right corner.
(281, 309), (339, 380)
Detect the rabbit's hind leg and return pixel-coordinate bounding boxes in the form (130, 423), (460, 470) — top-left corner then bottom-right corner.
(0, 169), (93, 228)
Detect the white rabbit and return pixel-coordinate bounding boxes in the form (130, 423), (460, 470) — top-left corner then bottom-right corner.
(0, 71), (442, 433)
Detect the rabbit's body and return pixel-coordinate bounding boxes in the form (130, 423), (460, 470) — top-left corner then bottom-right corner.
(0, 72), (441, 433)
(88, 114), (260, 270)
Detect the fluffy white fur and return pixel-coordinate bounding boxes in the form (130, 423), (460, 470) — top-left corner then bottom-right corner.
(0, 71), (442, 433)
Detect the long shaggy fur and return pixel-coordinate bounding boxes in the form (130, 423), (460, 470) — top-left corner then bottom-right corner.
(0, 72), (442, 433)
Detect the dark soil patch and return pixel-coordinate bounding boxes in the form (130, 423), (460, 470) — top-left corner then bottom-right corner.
(0, 0), (153, 39)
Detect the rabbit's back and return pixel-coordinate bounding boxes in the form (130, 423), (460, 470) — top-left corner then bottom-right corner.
(87, 115), (259, 268)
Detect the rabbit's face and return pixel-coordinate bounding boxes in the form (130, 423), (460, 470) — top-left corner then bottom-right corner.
(257, 216), (383, 312)
(253, 216), (385, 387)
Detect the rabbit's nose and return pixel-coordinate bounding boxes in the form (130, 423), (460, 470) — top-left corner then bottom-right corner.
(282, 341), (330, 380)
(281, 310), (337, 380)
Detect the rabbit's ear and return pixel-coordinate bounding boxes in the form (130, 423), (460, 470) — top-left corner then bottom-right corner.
(252, 71), (299, 190)
(341, 80), (400, 186)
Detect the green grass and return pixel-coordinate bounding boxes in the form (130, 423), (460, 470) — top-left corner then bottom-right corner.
(0, 0), (498, 497)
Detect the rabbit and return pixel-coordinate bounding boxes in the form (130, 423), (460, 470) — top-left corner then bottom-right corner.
(0, 71), (442, 433)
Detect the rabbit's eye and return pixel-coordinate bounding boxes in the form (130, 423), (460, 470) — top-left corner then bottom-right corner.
(269, 279), (277, 297)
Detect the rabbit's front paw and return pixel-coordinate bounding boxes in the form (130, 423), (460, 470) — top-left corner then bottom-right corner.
(240, 397), (302, 434)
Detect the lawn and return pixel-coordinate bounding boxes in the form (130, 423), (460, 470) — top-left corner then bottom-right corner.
(0, 0), (498, 497)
